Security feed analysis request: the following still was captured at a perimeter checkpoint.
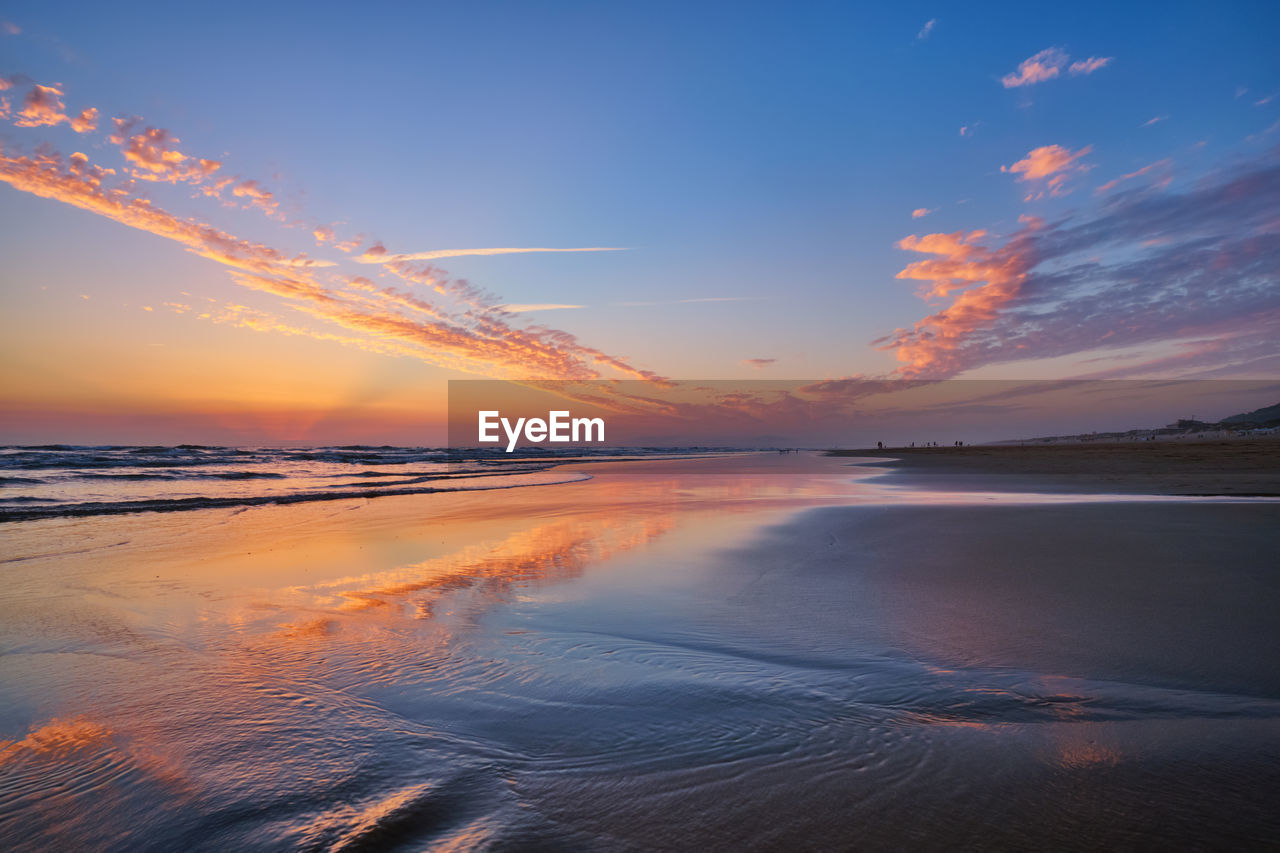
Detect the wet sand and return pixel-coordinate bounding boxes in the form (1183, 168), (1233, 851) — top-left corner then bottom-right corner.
(2, 453), (1278, 850)
(831, 437), (1280, 495)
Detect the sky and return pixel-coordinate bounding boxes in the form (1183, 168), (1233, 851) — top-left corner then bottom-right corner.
(1, 1), (1278, 444)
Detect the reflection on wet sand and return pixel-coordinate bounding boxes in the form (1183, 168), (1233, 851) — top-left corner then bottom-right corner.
(2, 453), (1278, 850)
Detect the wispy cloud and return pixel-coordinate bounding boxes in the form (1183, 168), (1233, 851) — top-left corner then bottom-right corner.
(229, 178), (279, 217)
(1001, 144), (1093, 199)
(1068, 56), (1111, 76)
(1141, 115), (1168, 127)
(876, 150), (1280, 379)
(742, 358), (776, 369)
(916, 18), (936, 40)
(617, 296), (762, 307)
(355, 245), (624, 264)
(1094, 158), (1171, 195)
(1001, 48), (1111, 88)
(0, 79), (657, 383)
(498, 303), (585, 312)
(1001, 48), (1069, 88)
(912, 207), (934, 219)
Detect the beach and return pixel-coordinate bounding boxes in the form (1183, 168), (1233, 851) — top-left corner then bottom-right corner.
(2, 451), (1279, 850)
(832, 437), (1280, 496)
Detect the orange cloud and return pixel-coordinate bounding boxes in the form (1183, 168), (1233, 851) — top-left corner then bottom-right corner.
(69, 106), (97, 133)
(1, 145), (318, 278)
(5, 79), (95, 131)
(911, 207), (934, 219)
(110, 118), (222, 183)
(878, 151), (1280, 380)
(1001, 144), (1093, 199)
(876, 226), (1039, 377)
(1, 138), (657, 383)
(228, 270), (654, 379)
(230, 178), (279, 216)
(14, 83), (71, 128)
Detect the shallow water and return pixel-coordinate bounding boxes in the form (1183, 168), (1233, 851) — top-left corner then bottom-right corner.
(1, 454), (1278, 850)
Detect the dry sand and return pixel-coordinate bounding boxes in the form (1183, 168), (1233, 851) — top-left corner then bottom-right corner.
(831, 437), (1280, 495)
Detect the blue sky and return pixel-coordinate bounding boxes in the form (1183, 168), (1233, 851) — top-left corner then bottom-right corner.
(1, 0), (1278, 441)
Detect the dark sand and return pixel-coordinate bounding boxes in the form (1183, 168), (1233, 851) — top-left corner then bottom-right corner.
(2, 452), (1278, 850)
(830, 437), (1280, 495)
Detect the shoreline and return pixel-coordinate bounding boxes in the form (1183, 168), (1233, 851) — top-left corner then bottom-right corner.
(829, 437), (1280, 496)
(3, 450), (1279, 849)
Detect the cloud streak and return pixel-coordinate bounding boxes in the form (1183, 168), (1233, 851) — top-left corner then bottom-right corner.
(355, 245), (624, 264)
(617, 296), (763, 307)
(0, 87), (657, 383)
(1094, 158), (1171, 195)
(499, 303), (586, 312)
(876, 150), (1280, 379)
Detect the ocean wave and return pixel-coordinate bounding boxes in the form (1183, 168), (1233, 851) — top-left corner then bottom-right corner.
(0, 472), (590, 522)
(68, 471), (288, 481)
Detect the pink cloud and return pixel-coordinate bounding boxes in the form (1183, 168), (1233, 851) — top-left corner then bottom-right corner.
(1068, 56), (1112, 76)
(0, 135), (659, 382)
(230, 178), (279, 216)
(1002, 48), (1112, 88)
(1001, 48), (1068, 88)
(14, 84), (70, 128)
(876, 152), (1280, 379)
(911, 207), (934, 219)
(110, 118), (222, 183)
(1001, 144), (1093, 199)
(70, 107), (97, 133)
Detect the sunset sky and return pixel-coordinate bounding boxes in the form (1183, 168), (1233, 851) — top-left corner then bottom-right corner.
(2, 2), (1278, 444)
